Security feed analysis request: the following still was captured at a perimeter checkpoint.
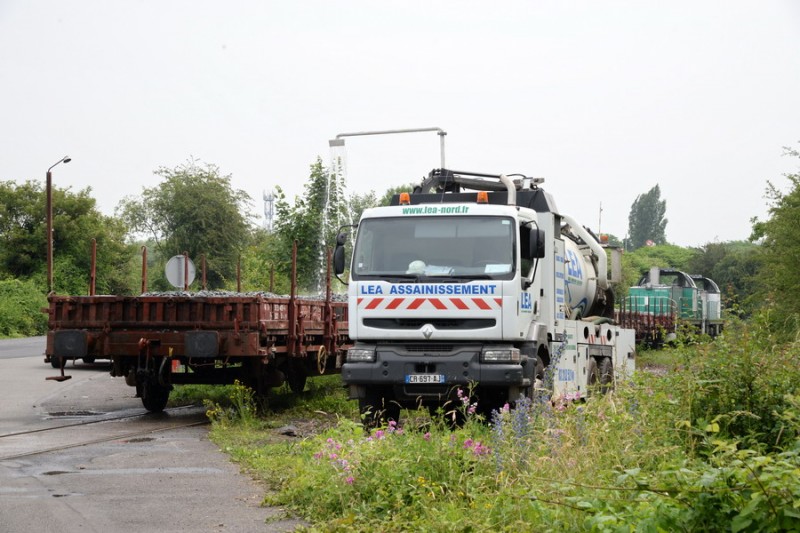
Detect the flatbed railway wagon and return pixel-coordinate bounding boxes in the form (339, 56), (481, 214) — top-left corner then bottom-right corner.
(45, 246), (350, 412)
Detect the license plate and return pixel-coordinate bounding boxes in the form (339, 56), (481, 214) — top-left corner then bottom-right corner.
(405, 374), (445, 384)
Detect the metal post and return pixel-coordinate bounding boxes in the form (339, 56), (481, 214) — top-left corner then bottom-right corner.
(141, 246), (148, 294)
(183, 251), (189, 291)
(46, 171), (53, 293)
(45, 156), (70, 293)
(330, 127), (447, 169)
(237, 256), (241, 293)
(89, 239), (97, 296)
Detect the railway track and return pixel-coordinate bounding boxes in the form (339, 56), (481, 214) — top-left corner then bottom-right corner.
(0, 405), (209, 462)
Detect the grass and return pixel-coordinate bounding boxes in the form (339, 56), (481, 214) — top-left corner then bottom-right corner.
(204, 324), (800, 532)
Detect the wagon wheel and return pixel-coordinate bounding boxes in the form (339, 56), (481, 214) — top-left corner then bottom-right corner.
(316, 346), (327, 375)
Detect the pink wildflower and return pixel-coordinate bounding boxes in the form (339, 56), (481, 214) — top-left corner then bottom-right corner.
(423, 432), (431, 441)
(472, 442), (490, 456)
(345, 476), (355, 485)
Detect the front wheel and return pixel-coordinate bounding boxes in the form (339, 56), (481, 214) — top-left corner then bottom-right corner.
(587, 358), (599, 395)
(598, 357), (614, 394)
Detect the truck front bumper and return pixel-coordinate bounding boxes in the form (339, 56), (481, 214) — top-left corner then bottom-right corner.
(341, 343), (532, 403)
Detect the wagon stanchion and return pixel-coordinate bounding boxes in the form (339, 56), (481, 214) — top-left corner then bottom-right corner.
(46, 353), (72, 382)
(323, 247), (334, 360)
(183, 251), (189, 291)
(89, 238), (97, 296)
(287, 240), (298, 357)
(201, 254), (207, 290)
(141, 246), (148, 293)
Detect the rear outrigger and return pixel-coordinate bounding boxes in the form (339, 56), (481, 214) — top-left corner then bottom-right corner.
(334, 169), (636, 424)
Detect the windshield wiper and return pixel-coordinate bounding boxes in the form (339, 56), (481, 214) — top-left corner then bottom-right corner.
(356, 273), (423, 282)
(436, 274), (495, 281)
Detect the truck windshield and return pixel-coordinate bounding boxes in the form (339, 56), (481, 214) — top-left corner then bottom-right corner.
(351, 215), (516, 281)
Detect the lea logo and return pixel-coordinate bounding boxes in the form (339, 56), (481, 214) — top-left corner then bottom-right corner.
(566, 249), (583, 279)
(520, 292), (532, 312)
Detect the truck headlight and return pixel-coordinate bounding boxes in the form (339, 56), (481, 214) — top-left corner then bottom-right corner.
(347, 347), (376, 363)
(480, 347), (520, 363)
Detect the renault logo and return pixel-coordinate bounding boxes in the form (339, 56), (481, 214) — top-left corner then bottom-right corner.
(422, 324), (434, 339)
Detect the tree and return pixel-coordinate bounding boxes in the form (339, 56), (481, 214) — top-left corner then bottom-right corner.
(379, 183), (416, 206)
(0, 180), (132, 294)
(612, 243), (698, 298)
(117, 160), (254, 289)
(686, 241), (761, 315)
(238, 227), (290, 294)
(626, 185), (667, 250)
(750, 145), (800, 332)
(274, 158), (352, 291)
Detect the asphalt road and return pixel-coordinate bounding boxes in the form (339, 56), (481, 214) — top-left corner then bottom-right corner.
(0, 337), (302, 533)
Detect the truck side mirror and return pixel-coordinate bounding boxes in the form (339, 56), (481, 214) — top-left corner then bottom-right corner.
(529, 229), (545, 259)
(333, 232), (347, 275)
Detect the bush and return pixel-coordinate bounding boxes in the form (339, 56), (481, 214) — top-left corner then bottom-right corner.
(0, 279), (47, 337)
(677, 316), (800, 451)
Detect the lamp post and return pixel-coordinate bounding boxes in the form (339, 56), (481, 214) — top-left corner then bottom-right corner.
(46, 155), (71, 293)
(329, 127), (447, 168)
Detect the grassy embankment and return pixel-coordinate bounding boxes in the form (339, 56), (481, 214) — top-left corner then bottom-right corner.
(179, 319), (800, 532)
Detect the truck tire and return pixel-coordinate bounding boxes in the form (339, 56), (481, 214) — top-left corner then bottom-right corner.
(533, 356), (545, 390)
(587, 358), (599, 395)
(50, 356), (63, 369)
(598, 357), (614, 394)
(141, 379), (170, 412)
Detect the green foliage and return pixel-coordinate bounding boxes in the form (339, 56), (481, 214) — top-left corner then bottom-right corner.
(626, 184), (668, 250)
(117, 160), (254, 289)
(0, 180), (133, 294)
(0, 279), (48, 337)
(273, 158), (349, 291)
(205, 380), (260, 428)
(349, 190), (379, 223)
(378, 183), (416, 206)
(687, 241), (762, 316)
(273, 158), (383, 292)
(681, 315), (800, 451)
(600, 232), (623, 247)
(613, 243), (697, 296)
(750, 145), (800, 337)
(236, 228), (290, 294)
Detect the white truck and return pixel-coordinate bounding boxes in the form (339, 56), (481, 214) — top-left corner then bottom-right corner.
(333, 169), (635, 424)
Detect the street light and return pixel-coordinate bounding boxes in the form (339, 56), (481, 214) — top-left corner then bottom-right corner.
(46, 155), (71, 293)
(329, 127), (447, 168)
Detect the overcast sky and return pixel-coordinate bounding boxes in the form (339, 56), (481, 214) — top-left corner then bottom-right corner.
(2, 1), (799, 247)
